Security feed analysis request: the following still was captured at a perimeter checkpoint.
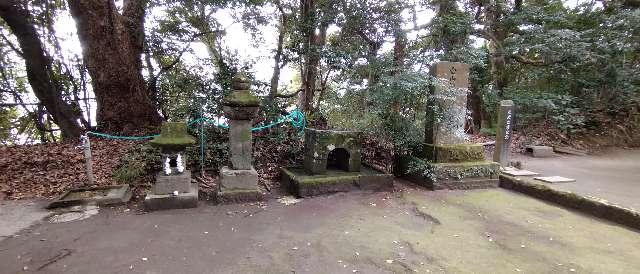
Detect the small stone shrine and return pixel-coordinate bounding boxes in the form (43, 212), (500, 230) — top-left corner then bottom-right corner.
(144, 122), (198, 210)
(402, 61), (499, 189)
(217, 72), (263, 203)
(281, 128), (393, 197)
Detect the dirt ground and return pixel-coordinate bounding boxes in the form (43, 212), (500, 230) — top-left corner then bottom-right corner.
(513, 148), (640, 210)
(1, 182), (639, 274)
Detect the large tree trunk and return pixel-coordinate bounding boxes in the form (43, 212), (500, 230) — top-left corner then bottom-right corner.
(67, 0), (161, 133)
(298, 0), (328, 113)
(0, 0), (84, 140)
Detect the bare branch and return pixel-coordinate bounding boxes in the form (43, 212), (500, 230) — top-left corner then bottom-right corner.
(0, 32), (23, 56)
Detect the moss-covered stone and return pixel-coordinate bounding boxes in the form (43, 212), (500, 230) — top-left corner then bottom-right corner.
(398, 156), (499, 190)
(281, 167), (392, 197)
(420, 143), (485, 163)
(223, 90), (260, 107)
(303, 129), (362, 174)
(149, 122), (196, 151)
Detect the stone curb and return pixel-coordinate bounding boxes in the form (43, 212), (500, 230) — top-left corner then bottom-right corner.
(499, 174), (640, 231)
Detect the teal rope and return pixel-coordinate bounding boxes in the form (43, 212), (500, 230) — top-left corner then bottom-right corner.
(87, 109), (306, 140)
(87, 131), (159, 140)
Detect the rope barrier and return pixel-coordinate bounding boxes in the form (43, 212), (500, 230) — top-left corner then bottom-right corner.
(86, 109), (306, 140)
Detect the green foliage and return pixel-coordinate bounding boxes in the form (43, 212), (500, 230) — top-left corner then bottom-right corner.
(324, 70), (430, 151)
(113, 144), (161, 183)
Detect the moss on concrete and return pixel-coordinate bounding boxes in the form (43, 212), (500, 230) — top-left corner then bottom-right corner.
(499, 174), (640, 230)
(281, 167), (392, 197)
(421, 143), (485, 163)
(432, 161), (499, 180)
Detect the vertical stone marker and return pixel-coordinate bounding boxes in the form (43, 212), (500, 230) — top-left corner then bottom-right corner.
(493, 100), (514, 166)
(217, 72), (262, 203)
(401, 61), (499, 190)
(425, 61), (470, 145)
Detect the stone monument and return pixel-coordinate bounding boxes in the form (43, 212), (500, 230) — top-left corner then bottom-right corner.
(217, 72), (262, 203)
(144, 122), (198, 210)
(493, 100), (514, 166)
(401, 61), (499, 189)
(281, 128), (393, 197)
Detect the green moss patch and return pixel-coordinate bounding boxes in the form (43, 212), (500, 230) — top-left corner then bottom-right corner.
(421, 143), (485, 163)
(223, 90), (260, 107)
(149, 122), (196, 148)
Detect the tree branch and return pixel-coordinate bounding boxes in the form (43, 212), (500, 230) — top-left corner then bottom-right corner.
(273, 89), (302, 98)
(0, 32), (23, 56)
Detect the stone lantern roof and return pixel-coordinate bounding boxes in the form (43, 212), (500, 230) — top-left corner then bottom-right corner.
(223, 72), (260, 107)
(149, 122), (196, 151)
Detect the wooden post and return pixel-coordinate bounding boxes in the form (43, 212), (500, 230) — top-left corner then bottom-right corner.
(493, 100), (515, 167)
(81, 134), (96, 186)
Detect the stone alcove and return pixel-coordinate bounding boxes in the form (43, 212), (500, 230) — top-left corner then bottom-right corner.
(327, 148), (350, 171)
(303, 129), (362, 174)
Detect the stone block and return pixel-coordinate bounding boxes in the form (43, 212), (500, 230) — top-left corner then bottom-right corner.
(154, 170), (191, 195)
(400, 156), (499, 190)
(219, 166), (258, 190)
(47, 184), (132, 209)
(222, 105), (259, 120)
(229, 120), (254, 170)
(420, 143), (485, 163)
(144, 183), (198, 211)
(217, 188), (263, 204)
(303, 128), (362, 174)
(526, 146), (554, 158)
(425, 62), (471, 145)
(281, 167), (393, 198)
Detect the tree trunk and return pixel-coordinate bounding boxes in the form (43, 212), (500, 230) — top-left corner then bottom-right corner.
(0, 0), (84, 140)
(298, 0), (328, 113)
(67, 0), (161, 133)
(268, 10), (286, 100)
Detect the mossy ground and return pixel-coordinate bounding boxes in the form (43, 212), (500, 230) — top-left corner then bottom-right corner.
(2, 184), (639, 273)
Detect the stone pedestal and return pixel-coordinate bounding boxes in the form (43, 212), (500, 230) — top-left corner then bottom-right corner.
(217, 72), (263, 203)
(217, 166), (262, 203)
(404, 61), (499, 189)
(145, 170), (198, 210)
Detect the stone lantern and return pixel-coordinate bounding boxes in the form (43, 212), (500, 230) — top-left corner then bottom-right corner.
(217, 72), (262, 203)
(144, 122), (198, 210)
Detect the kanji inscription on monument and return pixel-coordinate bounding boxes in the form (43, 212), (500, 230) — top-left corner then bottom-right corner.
(426, 61), (470, 145)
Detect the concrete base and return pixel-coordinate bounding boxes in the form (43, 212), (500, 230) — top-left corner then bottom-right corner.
(281, 167), (393, 198)
(144, 183), (198, 211)
(217, 188), (263, 204)
(154, 170), (192, 194)
(47, 185), (132, 209)
(217, 166), (262, 203)
(401, 157), (500, 190)
(219, 166), (258, 189)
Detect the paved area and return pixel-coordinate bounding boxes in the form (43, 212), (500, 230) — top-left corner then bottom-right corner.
(0, 200), (50, 241)
(514, 148), (640, 210)
(1, 185), (639, 273)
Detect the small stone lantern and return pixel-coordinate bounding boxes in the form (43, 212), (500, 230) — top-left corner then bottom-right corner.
(217, 72), (262, 203)
(145, 122), (198, 210)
